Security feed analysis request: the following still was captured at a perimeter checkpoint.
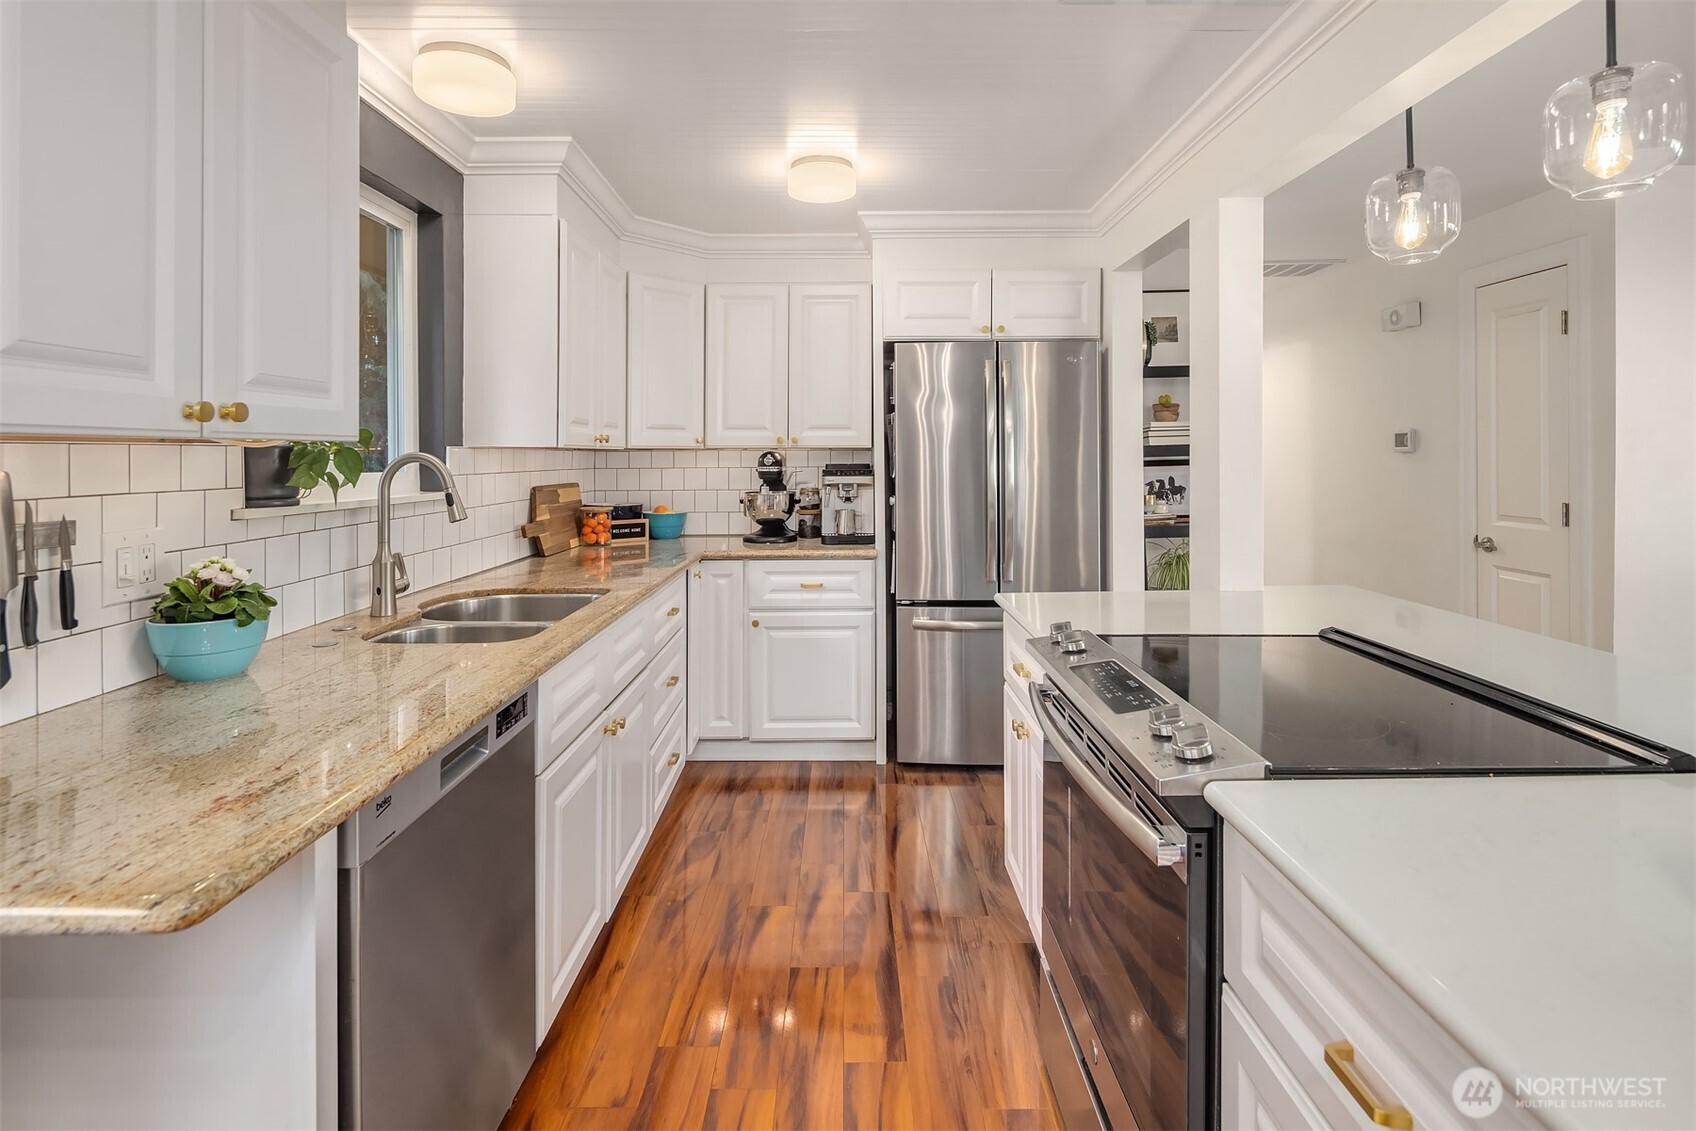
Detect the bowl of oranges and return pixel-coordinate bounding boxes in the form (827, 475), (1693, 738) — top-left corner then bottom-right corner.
(645, 506), (687, 540)
(578, 510), (615, 546)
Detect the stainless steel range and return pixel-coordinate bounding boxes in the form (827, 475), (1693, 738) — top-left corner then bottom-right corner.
(1023, 623), (1691, 1131)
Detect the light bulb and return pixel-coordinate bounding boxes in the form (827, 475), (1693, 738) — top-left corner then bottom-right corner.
(1394, 192), (1428, 251)
(1583, 95), (1635, 178)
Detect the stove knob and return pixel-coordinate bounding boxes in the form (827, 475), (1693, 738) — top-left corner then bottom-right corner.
(1172, 722), (1215, 763)
(1048, 621), (1074, 644)
(1148, 704), (1183, 739)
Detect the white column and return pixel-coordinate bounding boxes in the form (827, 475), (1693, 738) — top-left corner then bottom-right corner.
(1105, 269), (1146, 591)
(1188, 197), (1265, 591)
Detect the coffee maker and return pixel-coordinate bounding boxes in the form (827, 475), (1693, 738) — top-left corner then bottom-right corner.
(740, 450), (797, 544)
(820, 463), (875, 547)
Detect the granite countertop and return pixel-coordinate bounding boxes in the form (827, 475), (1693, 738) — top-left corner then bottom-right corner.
(0, 535), (874, 936)
(1206, 775), (1696, 1131)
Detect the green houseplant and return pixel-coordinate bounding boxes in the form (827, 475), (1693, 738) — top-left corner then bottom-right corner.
(1149, 539), (1191, 591)
(145, 557), (277, 681)
(288, 428), (376, 503)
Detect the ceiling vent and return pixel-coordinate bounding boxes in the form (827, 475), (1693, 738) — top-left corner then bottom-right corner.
(1263, 258), (1344, 279)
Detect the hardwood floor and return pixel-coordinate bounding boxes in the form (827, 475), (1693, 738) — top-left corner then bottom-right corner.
(504, 761), (1061, 1131)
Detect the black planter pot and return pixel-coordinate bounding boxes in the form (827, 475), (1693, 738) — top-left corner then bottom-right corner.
(242, 445), (302, 508)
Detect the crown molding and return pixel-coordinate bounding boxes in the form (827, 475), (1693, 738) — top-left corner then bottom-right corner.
(856, 209), (1097, 240)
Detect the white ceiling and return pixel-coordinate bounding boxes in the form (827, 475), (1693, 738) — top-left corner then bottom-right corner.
(348, 0), (1290, 235)
(1264, 0), (1696, 264)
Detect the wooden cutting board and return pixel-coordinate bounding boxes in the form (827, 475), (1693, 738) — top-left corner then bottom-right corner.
(520, 483), (583, 555)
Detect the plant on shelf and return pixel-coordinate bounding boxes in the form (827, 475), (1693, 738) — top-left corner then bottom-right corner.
(1149, 539), (1190, 591)
(288, 428), (376, 503)
(1143, 319), (1160, 363)
(145, 557), (277, 682)
(1151, 393), (1181, 422)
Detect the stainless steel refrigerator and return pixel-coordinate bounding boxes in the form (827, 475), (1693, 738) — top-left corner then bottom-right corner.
(888, 339), (1102, 765)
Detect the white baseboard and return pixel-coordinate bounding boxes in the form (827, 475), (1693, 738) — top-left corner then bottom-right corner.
(689, 738), (877, 762)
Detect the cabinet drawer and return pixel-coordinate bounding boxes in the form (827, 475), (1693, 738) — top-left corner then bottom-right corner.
(601, 610), (652, 701)
(1004, 626), (1040, 695)
(538, 640), (605, 772)
(646, 574), (687, 650)
(650, 698), (687, 819)
(1221, 984), (1328, 1131)
(1224, 828), (1540, 1131)
(745, 560), (875, 609)
(645, 633), (687, 732)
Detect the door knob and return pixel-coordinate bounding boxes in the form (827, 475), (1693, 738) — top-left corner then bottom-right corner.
(182, 401), (214, 422)
(1473, 535), (1499, 553)
(217, 401), (249, 422)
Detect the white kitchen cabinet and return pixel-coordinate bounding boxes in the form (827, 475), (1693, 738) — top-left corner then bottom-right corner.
(605, 678), (653, 901)
(595, 257), (628, 447)
(706, 284), (790, 448)
(535, 726), (605, 1046)
(748, 610), (875, 740)
(464, 214), (559, 448)
(557, 226), (600, 448)
(650, 697), (687, 820)
(881, 270), (993, 340)
(626, 274), (705, 448)
(1220, 985), (1328, 1131)
(990, 270), (1101, 339)
(1003, 684), (1030, 917)
(789, 284), (872, 447)
(689, 561), (747, 740)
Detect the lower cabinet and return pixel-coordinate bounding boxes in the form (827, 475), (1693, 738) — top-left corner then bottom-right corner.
(1002, 680), (1042, 939)
(535, 727), (606, 1047)
(747, 609), (876, 740)
(651, 700), (687, 819)
(690, 561), (746, 739)
(605, 672), (653, 904)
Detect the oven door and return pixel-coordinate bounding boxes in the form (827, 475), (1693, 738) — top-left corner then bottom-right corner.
(1033, 681), (1204, 1131)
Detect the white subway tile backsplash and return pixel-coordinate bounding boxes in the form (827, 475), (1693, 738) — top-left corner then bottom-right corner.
(102, 492), (156, 532)
(281, 580), (315, 634)
(283, 512), (318, 535)
(180, 445), (227, 491)
(264, 534), (301, 586)
(37, 632), (102, 712)
(157, 491), (205, 552)
(203, 488), (247, 543)
(225, 446), (243, 486)
(70, 445), (129, 496)
(314, 572), (345, 621)
(129, 446), (181, 493)
(1, 442), (70, 498)
(101, 620), (158, 692)
(299, 529), (330, 578)
(0, 645), (37, 724)
(329, 525), (358, 572)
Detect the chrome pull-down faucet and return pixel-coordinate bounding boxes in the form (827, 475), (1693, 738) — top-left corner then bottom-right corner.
(369, 452), (469, 617)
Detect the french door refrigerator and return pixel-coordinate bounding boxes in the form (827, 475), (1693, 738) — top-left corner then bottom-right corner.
(888, 339), (1102, 765)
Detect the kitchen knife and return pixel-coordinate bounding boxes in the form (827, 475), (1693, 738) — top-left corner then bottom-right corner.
(0, 470), (14, 688)
(20, 501), (38, 648)
(58, 517), (76, 631)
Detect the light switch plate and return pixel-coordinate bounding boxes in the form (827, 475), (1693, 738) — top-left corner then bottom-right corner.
(104, 528), (167, 607)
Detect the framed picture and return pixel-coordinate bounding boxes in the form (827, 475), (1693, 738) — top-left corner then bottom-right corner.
(1142, 290), (1190, 366)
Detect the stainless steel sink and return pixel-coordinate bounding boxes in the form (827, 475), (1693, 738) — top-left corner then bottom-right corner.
(368, 622), (549, 646)
(420, 592), (602, 624)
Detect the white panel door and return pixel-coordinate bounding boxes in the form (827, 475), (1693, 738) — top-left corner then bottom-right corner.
(1002, 684), (1028, 913)
(992, 270), (1102, 339)
(558, 229), (601, 448)
(1474, 266), (1571, 640)
(626, 274), (705, 448)
(706, 284), (788, 448)
(535, 731), (604, 1046)
(605, 680), (652, 901)
(463, 214), (558, 448)
(689, 561), (746, 739)
(595, 256), (627, 448)
(0, 0), (204, 436)
(881, 270), (992, 340)
(204, 0), (357, 440)
(1220, 986), (1328, 1131)
(748, 610), (874, 740)
(789, 284), (872, 447)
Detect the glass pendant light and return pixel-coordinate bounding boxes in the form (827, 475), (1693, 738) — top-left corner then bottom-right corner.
(1544, 0), (1686, 200)
(1365, 108), (1462, 265)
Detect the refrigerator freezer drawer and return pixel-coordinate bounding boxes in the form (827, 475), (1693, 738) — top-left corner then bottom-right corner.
(894, 605), (1004, 765)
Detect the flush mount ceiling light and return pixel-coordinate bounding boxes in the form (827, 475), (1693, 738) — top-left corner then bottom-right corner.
(1364, 107), (1461, 265)
(412, 42), (516, 118)
(787, 155), (856, 203)
(1543, 0), (1685, 200)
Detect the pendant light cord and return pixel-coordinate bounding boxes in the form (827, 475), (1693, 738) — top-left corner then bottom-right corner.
(1605, 0), (1618, 67)
(1404, 107), (1416, 170)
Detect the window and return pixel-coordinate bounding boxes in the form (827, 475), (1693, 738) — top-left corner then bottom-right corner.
(354, 185), (419, 496)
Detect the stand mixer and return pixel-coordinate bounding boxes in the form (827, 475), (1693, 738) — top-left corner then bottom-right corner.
(740, 450), (798, 544)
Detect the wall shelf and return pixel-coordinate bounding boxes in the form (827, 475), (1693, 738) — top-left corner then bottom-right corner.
(1144, 444), (1189, 466)
(1143, 365), (1190, 380)
(1144, 519), (1190, 540)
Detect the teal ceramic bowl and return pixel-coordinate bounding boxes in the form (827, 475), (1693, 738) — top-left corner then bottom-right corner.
(145, 617), (269, 682)
(645, 511), (687, 539)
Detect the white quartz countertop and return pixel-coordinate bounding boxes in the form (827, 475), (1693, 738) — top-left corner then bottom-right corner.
(1205, 775), (1696, 1130)
(997, 586), (1696, 752)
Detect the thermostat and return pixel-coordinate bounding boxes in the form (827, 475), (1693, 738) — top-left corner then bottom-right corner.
(1393, 429), (1419, 453)
(1381, 301), (1422, 332)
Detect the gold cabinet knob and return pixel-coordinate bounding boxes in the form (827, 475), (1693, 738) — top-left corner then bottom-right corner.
(996, 325), (1006, 334)
(616, 716), (628, 731)
(182, 401), (214, 422)
(666, 606), (680, 617)
(1013, 662), (1031, 680)
(693, 570), (702, 579)
(791, 436), (798, 444)
(603, 722), (619, 736)
(218, 401), (249, 422)
(980, 325), (990, 334)
(695, 437), (703, 445)
(751, 619), (760, 628)
(665, 674), (680, 687)
(667, 752), (681, 767)
(776, 436), (785, 445)
(1011, 720), (1030, 739)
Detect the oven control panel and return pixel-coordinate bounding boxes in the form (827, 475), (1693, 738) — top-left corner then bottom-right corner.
(1069, 660), (1167, 714)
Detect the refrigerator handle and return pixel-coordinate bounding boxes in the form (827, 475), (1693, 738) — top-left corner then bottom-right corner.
(984, 357), (999, 583)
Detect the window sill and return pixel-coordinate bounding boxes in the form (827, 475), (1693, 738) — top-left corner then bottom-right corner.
(231, 491), (446, 522)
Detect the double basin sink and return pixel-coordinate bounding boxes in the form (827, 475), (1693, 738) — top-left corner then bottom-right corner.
(369, 592), (602, 645)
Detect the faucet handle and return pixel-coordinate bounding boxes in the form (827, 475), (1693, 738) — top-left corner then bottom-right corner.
(392, 552), (410, 595)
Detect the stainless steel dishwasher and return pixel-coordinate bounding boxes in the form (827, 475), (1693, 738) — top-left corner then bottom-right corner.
(339, 686), (536, 1130)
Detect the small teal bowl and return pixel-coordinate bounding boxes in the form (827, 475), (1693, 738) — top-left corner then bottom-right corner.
(145, 617), (269, 682)
(645, 511), (687, 540)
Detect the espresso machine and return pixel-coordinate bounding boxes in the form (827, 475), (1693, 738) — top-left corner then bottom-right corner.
(821, 463), (875, 547)
(741, 450), (797, 544)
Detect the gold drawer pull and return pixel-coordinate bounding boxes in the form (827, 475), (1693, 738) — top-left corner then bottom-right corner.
(603, 722), (619, 736)
(751, 619), (760, 628)
(667, 752), (681, 767)
(1010, 720), (1030, 739)
(1324, 1042), (1414, 1130)
(182, 400), (214, 422)
(666, 606), (680, 616)
(799, 581), (825, 590)
(1012, 661), (1031, 680)
(218, 401), (249, 422)
(665, 675), (679, 687)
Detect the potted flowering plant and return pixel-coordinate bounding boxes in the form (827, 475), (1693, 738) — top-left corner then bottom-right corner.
(144, 556), (277, 682)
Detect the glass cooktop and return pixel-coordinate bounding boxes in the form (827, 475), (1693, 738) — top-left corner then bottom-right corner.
(1103, 634), (1659, 776)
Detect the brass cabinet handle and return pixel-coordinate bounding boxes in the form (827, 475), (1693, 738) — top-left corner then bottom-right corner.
(980, 324), (990, 334)
(603, 722), (619, 736)
(1323, 1042), (1414, 1130)
(695, 436), (703, 444)
(693, 570), (702, 579)
(667, 752), (681, 767)
(182, 401), (214, 422)
(1011, 720), (1030, 739)
(790, 436), (798, 444)
(1013, 661), (1032, 680)
(616, 716), (628, 731)
(666, 606), (680, 617)
(776, 435), (785, 445)
(996, 325), (1006, 334)
(799, 581), (824, 590)
(751, 619), (760, 628)
(218, 401), (249, 422)
(665, 675), (679, 687)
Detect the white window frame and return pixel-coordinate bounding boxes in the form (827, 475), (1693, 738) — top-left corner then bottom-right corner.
(341, 184), (421, 500)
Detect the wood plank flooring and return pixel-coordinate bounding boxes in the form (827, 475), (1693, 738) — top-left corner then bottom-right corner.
(504, 761), (1060, 1131)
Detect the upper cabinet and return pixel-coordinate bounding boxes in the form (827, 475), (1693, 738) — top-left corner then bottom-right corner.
(883, 268), (1101, 340)
(595, 257), (628, 448)
(626, 274), (705, 449)
(706, 285), (789, 448)
(464, 214), (560, 449)
(557, 228), (602, 448)
(789, 284), (872, 448)
(0, 0), (357, 440)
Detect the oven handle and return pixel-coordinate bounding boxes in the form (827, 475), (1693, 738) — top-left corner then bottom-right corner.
(1031, 683), (1185, 869)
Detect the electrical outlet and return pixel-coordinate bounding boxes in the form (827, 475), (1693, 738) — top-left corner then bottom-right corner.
(104, 528), (167, 607)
